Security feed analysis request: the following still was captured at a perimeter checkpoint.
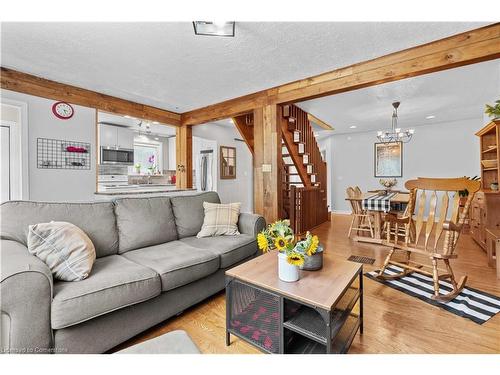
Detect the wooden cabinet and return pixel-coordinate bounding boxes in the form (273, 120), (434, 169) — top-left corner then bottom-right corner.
(472, 120), (500, 250)
(470, 192), (500, 250)
(476, 120), (499, 192)
(470, 192), (487, 249)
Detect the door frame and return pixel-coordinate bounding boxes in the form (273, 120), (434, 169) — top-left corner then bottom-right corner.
(1, 98), (29, 200)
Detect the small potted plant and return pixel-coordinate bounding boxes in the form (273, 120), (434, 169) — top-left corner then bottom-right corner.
(257, 220), (321, 282)
(294, 232), (323, 271)
(459, 176), (480, 205)
(134, 163), (141, 174)
(147, 155), (156, 175)
(485, 100), (500, 120)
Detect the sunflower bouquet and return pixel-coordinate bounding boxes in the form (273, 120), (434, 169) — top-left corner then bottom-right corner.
(256, 220), (319, 267)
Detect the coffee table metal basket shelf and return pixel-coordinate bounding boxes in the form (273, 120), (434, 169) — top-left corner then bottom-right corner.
(225, 251), (363, 354)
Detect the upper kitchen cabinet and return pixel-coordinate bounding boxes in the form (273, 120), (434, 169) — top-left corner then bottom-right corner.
(116, 126), (134, 149)
(99, 124), (117, 148)
(99, 123), (134, 149)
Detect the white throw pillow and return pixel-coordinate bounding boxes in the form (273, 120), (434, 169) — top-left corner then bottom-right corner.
(27, 221), (96, 281)
(197, 202), (241, 238)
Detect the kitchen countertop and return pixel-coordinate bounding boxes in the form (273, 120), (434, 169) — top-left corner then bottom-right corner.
(95, 187), (196, 195)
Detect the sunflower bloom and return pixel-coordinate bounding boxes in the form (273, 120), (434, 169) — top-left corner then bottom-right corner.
(287, 254), (304, 266)
(307, 235), (319, 256)
(257, 233), (269, 252)
(274, 236), (288, 251)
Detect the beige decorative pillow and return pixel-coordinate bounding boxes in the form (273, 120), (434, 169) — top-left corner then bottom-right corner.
(27, 221), (96, 281)
(197, 202), (241, 238)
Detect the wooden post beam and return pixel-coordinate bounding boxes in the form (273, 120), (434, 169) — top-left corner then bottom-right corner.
(175, 126), (193, 189)
(181, 23), (500, 126)
(0, 67), (181, 126)
(307, 113), (334, 131)
(253, 105), (281, 223)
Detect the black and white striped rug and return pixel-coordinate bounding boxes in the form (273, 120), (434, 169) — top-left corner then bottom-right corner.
(365, 265), (500, 324)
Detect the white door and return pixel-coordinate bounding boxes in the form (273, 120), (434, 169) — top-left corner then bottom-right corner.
(1, 126), (11, 203)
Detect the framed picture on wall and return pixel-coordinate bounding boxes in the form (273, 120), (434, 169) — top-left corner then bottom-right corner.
(220, 146), (236, 179)
(374, 141), (402, 177)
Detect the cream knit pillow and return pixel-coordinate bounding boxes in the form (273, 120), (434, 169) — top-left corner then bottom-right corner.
(27, 221), (96, 281)
(197, 202), (241, 238)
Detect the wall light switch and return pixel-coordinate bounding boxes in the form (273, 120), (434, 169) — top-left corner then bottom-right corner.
(262, 164), (272, 173)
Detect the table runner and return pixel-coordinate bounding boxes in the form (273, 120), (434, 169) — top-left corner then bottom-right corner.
(362, 192), (397, 212)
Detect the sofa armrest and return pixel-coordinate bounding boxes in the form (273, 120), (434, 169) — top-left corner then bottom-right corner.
(1, 240), (53, 353)
(238, 213), (266, 237)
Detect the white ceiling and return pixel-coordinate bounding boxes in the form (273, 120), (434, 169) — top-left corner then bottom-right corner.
(1, 22), (489, 113)
(299, 59), (500, 138)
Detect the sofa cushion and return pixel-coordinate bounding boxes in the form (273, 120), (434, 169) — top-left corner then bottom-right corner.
(197, 202), (241, 238)
(114, 197), (178, 253)
(170, 192), (220, 239)
(122, 241), (220, 292)
(28, 221), (96, 281)
(0, 200), (118, 258)
(180, 234), (258, 268)
(51, 255), (161, 329)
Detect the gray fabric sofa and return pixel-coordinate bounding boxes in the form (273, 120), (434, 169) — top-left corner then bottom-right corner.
(0, 192), (265, 354)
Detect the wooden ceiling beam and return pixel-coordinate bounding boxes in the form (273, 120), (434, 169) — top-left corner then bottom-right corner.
(181, 23), (500, 126)
(307, 113), (334, 131)
(0, 67), (181, 126)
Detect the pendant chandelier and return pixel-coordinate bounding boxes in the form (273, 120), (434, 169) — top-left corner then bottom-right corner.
(377, 102), (414, 143)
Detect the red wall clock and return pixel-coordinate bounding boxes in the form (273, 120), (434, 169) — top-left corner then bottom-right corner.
(52, 101), (74, 120)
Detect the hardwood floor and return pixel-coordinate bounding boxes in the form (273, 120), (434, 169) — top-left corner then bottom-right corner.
(114, 214), (500, 354)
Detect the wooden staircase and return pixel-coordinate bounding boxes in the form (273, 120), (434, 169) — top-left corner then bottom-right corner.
(233, 104), (329, 233)
(281, 105), (328, 233)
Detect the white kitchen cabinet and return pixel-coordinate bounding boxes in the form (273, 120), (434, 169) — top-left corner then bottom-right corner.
(99, 124), (117, 148)
(168, 137), (176, 171)
(116, 126), (134, 149)
(99, 124), (134, 149)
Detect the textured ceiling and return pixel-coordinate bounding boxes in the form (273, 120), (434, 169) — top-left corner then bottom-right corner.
(0, 22), (489, 112)
(299, 59), (500, 137)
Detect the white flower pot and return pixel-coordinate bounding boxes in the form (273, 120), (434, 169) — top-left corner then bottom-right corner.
(278, 252), (300, 282)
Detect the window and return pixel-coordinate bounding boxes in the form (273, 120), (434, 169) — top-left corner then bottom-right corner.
(134, 141), (162, 174)
(220, 146), (236, 179)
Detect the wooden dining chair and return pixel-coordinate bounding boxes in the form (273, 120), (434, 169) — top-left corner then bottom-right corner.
(346, 187), (374, 238)
(378, 177), (481, 301)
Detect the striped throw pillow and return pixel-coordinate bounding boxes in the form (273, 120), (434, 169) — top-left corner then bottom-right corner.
(27, 221), (96, 281)
(196, 202), (241, 238)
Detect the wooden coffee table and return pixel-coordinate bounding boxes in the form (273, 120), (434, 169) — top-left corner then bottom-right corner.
(225, 251), (363, 354)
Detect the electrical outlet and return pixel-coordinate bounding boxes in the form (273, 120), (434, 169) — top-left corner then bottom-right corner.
(262, 164), (272, 172)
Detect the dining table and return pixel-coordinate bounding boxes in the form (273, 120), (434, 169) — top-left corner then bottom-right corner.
(345, 191), (410, 244)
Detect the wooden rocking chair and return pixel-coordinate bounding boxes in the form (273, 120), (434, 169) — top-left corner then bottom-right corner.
(378, 177), (481, 302)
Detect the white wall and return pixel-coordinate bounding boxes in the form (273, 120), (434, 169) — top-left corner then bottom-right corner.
(192, 123), (254, 213)
(1, 89), (97, 201)
(329, 118), (482, 213)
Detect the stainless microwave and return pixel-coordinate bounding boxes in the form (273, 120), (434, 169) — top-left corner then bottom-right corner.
(100, 147), (134, 165)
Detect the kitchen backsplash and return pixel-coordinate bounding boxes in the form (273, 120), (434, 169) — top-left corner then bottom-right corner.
(98, 164), (128, 175)
(128, 170), (176, 185)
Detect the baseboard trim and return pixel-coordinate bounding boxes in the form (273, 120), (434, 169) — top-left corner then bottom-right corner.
(332, 210), (351, 215)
